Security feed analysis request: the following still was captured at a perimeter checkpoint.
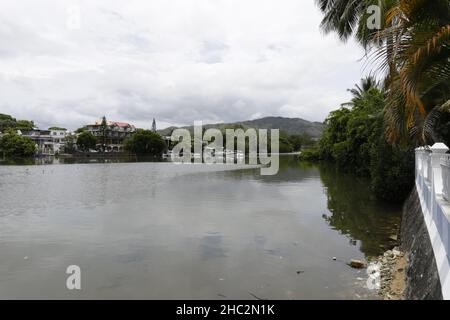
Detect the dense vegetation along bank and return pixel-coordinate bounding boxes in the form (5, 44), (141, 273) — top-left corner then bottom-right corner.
(315, 0), (450, 147)
(301, 0), (450, 203)
(300, 78), (415, 203)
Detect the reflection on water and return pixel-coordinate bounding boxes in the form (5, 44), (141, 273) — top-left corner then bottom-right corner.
(319, 164), (402, 257)
(0, 155), (167, 166)
(0, 156), (401, 299)
(224, 157), (401, 257)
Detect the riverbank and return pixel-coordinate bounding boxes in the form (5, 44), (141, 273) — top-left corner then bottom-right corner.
(373, 247), (407, 300)
(373, 185), (446, 300)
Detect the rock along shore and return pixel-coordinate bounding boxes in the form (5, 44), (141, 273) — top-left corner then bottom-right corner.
(373, 247), (407, 300)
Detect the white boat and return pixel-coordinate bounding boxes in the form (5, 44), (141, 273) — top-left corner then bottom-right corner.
(236, 151), (245, 158)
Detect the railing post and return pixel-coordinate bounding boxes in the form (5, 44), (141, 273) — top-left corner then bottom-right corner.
(431, 143), (449, 197)
(440, 148), (450, 202)
(416, 147), (422, 179)
(415, 147), (425, 191)
(414, 143), (450, 299)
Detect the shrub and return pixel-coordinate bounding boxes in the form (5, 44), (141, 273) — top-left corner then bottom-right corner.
(124, 130), (167, 156)
(0, 130), (36, 158)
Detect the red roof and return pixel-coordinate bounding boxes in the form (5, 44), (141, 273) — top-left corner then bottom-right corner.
(93, 119), (135, 128)
(111, 121), (133, 128)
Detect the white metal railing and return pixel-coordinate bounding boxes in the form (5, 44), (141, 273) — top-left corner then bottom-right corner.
(441, 154), (450, 201)
(415, 143), (450, 299)
(416, 148), (430, 183)
(427, 154), (433, 183)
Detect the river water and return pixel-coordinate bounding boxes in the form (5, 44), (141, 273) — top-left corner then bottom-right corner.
(0, 156), (401, 299)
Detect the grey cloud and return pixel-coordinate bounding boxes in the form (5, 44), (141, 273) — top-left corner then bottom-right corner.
(198, 40), (229, 64)
(0, 0), (368, 131)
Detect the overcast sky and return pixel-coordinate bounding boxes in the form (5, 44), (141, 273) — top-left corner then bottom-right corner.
(0, 0), (369, 130)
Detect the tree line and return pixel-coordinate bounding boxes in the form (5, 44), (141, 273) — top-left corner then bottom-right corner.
(0, 114), (168, 158)
(0, 114), (37, 158)
(301, 77), (415, 202)
(316, 0), (449, 146)
(301, 0), (450, 202)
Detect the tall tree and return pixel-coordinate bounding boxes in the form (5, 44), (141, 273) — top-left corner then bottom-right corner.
(77, 131), (97, 152)
(344, 76), (381, 106)
(315, 0), (391, 48)
(380, 0), (450, 145)
(316, 0), (450, 146)
(124, 130), (166, 156)
(100, 116), (108, 151)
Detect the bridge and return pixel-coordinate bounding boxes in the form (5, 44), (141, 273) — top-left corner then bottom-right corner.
(415, 143), (450, 299)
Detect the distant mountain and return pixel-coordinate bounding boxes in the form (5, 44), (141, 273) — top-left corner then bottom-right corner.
(158, 116), (326, 139)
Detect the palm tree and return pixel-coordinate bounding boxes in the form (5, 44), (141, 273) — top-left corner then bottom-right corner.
(316, 0), (450, 146)
(379, 0), (450, 145)
(349, 76), (380, 100)
(342, 76), (382, 108)
(315, 0), (392, 48)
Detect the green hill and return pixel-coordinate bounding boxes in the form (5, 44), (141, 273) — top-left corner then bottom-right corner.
(158, 116), (326, 139)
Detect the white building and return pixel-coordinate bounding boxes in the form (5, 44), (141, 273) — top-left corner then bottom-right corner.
(19, 128), (68, 155)
(49, 128), (68, 154)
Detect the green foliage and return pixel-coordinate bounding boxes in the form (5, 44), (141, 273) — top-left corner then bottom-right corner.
(0, 114), (14, 121)
(48, 127), (67, 131)
(99, 116), (108, 148)
(425, 111), (450, 146)
(299, 146), (322, 161)
(279, 132), (294, 153)
(316, 0), (450, 145)
(75, 126), (87, 133)
(76, 131), (97, 151)
(15, 120), (34, 131)
(0, 129), (36, 158)
(287, 135), (303, 151)
(318, 162), (403, 257)
(288, 133), (314, 151)
(0, 113), (34, 132)
(370, 137), (415, 202)
(303, 78), (414, 202)
(124, 129), (167, 156)
(219, 126), (308, 154)
(0, 114), (17, 132)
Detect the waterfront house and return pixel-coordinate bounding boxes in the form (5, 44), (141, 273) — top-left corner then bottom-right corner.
(85, 120), (136, 152)
(19, 128), (70, 156)
(49, 128), (68, 154)
(20, 129), (55, 156)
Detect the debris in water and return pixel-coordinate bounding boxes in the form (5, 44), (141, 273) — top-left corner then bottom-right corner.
(349, 259), (367, 269)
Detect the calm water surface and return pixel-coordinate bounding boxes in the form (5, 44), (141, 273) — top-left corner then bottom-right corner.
(0, 156), (401, 299)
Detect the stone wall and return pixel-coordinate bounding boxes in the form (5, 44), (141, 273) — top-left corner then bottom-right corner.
(401, 187), (443, 300)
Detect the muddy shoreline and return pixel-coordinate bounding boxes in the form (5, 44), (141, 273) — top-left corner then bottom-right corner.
(372, 247), (407, 300)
